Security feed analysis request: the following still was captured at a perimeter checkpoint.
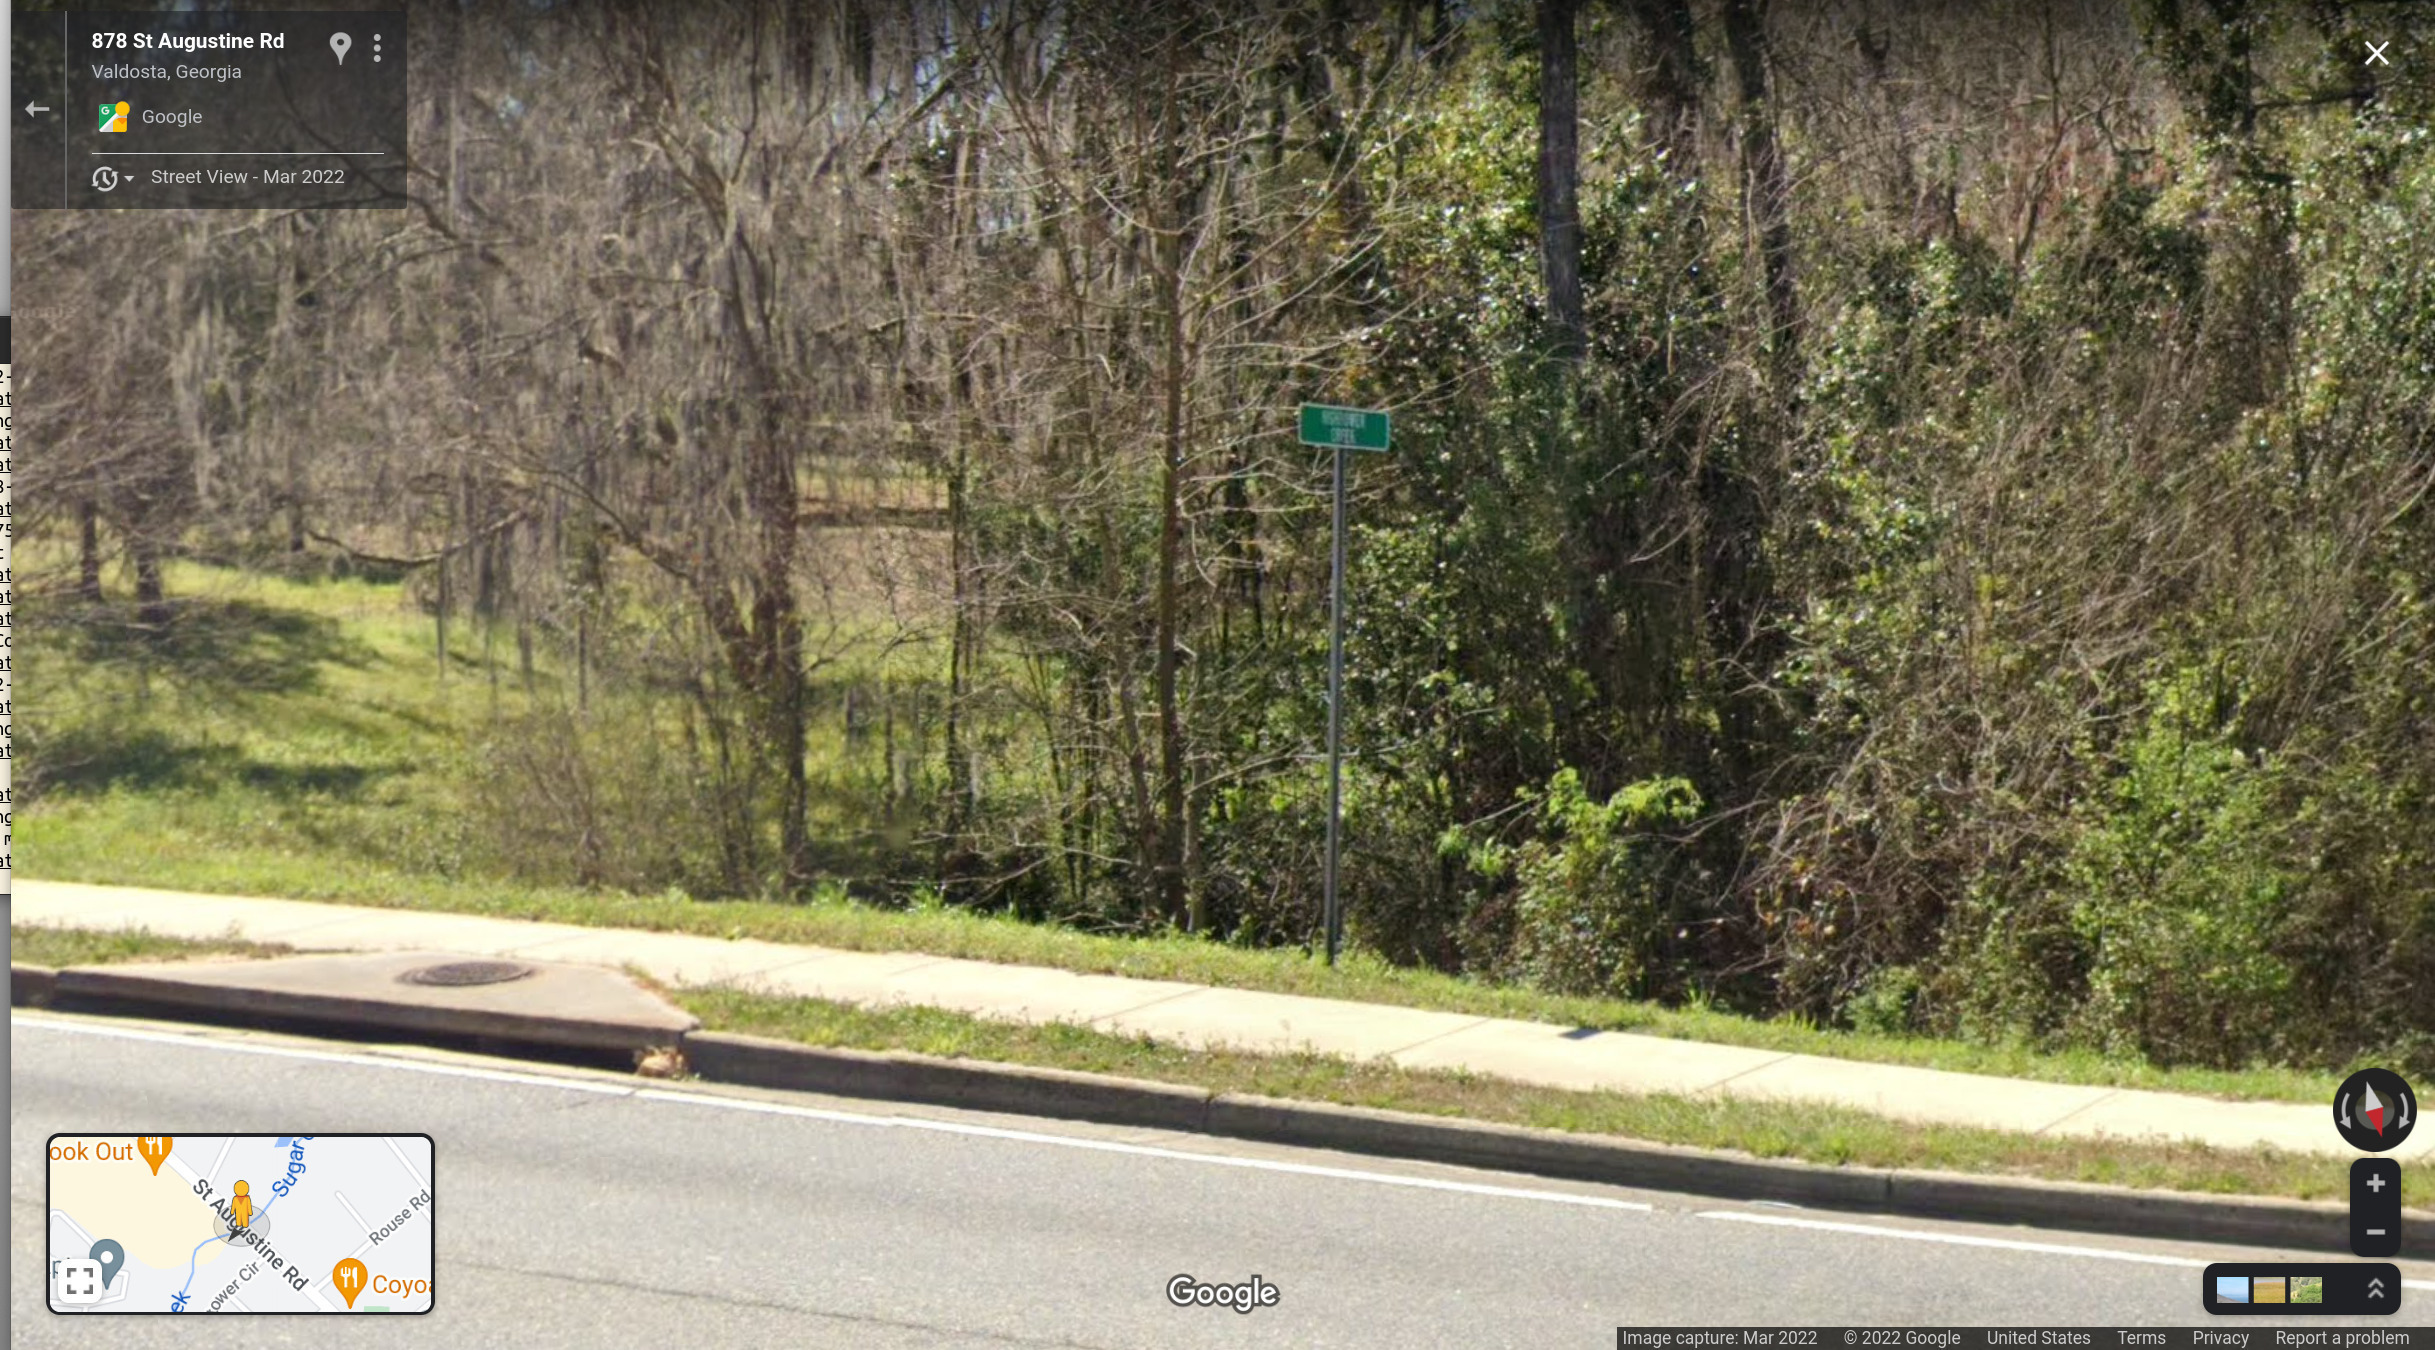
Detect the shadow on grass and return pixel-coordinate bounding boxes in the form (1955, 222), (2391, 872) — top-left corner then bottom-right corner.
(37, 594), (369, 696)
(233, 762), (385, 795)
(24, 728), (230, 794)
(27, 726), (393, 801)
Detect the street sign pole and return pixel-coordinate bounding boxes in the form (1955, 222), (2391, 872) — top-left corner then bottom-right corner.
(1324, 441), (1347, 966)
(1297, 404), (1387, 967)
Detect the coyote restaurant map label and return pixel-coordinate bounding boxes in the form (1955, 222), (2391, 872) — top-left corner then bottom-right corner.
(48, 1135), (433, 1314)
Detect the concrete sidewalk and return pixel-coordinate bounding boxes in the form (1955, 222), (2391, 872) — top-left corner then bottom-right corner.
(10, 878), (2398, 1160)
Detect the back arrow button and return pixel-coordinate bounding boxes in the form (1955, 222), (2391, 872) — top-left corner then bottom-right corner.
(24, 102), (50, 117)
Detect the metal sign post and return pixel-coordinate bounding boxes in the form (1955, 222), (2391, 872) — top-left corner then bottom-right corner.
(1298, 404), (1390, 965)
(1324, 440), (1347, 965)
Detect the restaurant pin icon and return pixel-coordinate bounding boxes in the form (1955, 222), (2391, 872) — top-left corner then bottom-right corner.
(333, 1257), (367, 1309)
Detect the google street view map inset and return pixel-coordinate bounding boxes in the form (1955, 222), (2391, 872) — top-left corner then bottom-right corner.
(48, 1134), (433, 1314)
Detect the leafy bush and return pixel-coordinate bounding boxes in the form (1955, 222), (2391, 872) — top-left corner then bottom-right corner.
(2057, 670), (2300, 1065)
(1842, 964), (1925, 1036)
(1507, 769), (1702, 999)
(463, 701), (746, 897)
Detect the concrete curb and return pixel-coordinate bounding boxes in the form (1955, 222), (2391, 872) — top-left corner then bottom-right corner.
(16, 965), (2413, 1257)
(680, 1030), (2420, 1257)
(30, 961), (694, 1053)
(13, 964), (59, 1007)
(683, 1031), (1217, 1130)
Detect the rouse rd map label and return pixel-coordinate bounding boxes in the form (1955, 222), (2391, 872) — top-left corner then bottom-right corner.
(48, 1134), (434, 1314)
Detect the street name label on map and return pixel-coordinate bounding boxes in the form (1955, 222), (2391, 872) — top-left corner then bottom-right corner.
(48, 1134), (433, 1314)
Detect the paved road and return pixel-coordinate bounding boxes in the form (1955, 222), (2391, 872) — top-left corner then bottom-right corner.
(13, 1012), (2431, 1348)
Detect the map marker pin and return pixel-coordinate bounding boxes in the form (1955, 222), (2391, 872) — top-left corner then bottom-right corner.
(89, 1239), (125, 1290)
(329, 32), (351, 66)
(333, 1257), (367, 1309)
(137, 1136), (171, 1176)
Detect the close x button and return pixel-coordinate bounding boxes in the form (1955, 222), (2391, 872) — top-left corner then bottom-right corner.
(2353, 1157), (2403, 1258)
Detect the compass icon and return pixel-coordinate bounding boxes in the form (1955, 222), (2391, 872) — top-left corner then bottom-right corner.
(2334, 1068), (2416, 1152)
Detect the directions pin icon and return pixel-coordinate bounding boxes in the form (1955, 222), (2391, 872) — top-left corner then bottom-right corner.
(330, 32), (351, 65)
(137, 1137), (171, 1176)
(89, 1239), (125, 1290)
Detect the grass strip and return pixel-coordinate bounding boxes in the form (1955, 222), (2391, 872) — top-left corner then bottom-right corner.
(18, 848), (2341, 1107)
(678, 985), (2369, 1206)
(11, 925), (293, 968)
(11, 922), (2371, 1205)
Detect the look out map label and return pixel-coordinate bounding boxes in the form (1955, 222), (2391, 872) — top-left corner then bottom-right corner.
(47, 1134), (434, 1314)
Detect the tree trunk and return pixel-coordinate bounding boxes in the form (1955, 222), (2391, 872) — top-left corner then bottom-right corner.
(1723, 0), (1800, 378)
(946, 424), (973, 820)
(943, 132), (978, 836)
(278, 218), (307, 555)
(724, 213), (813, 888)
(438, 4), (470, 685)
(1154, 42), (1191, 931)
(1624, 0), (1702, 178)
(1294, 14), (1390, 323)
(132, 533), (168, 627)
(1537, 0), (1585, 363)
(435, 532), (449, 680)
(742, 412), (810, 889)
(77, 500), (103, 600)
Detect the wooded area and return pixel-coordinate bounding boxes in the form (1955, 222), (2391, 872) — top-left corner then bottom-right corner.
(25, 0), (2435, 1072)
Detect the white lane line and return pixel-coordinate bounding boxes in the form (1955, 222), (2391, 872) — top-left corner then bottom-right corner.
(16, 1016), (635, 1096)
(16, 1014), (1653, 1215)
(1697, 1210), (2435, 1290)
(204, 1136), (233, 1186)
(50, 1013), (2422, 1262)
(1698, 1210), (2205, 1267)
(631, 1089), (905, 1129)
(648, 1085), (1658, 1213)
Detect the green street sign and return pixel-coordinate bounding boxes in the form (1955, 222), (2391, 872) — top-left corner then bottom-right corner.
(1298, 403), (1391, 452)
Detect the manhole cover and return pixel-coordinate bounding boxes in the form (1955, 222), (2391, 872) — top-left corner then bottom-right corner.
(397, 960), (535, 987)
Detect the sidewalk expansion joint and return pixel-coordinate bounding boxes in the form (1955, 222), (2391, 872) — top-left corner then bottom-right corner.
(1084, 986), (1209, 1025)
(222, 913), (377, 944)
(742, 953), (849, 984)
(1379, 1016), (1492, 1059)
(1691, 1051), (1797, 1094)
(500, 933), (595, 957)
(2028, 1087), (2124, 1136)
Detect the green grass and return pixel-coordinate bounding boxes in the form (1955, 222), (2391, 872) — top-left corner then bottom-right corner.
(20, 559), (2348, 1108)
(680, 985), (2370, 1204)
(21, 823), (2344, 1105)
(11, 924), (293, 967)
(6, 921), (2371, 1205)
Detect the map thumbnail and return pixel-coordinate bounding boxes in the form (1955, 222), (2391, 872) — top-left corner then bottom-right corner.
(48, 1135), (432, 1313)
